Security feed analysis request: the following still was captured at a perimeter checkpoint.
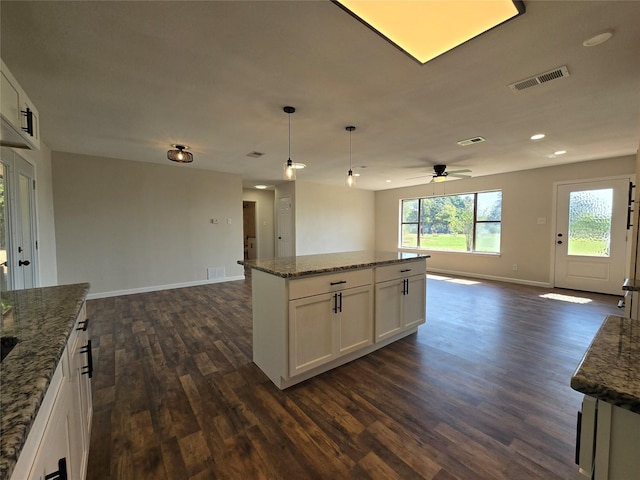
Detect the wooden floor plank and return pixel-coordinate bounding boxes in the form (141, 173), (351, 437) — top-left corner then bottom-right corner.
(86, 274), (618, 479)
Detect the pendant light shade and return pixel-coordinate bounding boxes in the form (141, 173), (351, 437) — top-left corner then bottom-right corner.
(167, 144), (193, 163)
(283, 106), (296, 181)
(345, 126), (356, 187)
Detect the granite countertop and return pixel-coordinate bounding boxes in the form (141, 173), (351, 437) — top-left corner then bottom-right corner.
(571, 315), (640, 413)
(238, 250), (430, 278)
(0, 283), (90, 480)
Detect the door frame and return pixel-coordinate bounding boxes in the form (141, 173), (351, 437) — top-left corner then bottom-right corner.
(550, 174), (633, 292)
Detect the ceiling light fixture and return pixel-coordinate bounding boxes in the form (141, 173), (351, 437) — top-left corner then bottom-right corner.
(334, 0), (525, 64)
(255, 185), (268, 190)
(167, 144), (193, 163)
(345, 126), (356, 187)
(554, 150), (567, 155)
(530, 133), (545, 140)
(283, 106), (298, 181)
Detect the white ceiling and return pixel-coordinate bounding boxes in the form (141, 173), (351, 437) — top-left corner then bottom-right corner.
(1, 0), (639, 191)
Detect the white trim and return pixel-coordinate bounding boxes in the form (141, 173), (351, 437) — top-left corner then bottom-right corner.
(86, 275), (246, 300)
(426, 267), (551, 288)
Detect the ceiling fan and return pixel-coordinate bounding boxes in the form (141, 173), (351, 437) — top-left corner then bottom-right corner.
(430, 164), (472, 183)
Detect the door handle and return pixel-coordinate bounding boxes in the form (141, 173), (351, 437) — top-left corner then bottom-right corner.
(18, 260), (31, 266)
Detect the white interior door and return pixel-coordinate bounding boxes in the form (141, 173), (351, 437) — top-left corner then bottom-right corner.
(554, 178), (629, 295)
(277, 195), (293, 257)
(0, 149), (38, 290)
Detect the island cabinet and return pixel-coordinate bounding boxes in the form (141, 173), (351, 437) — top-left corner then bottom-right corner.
(10, 303), (93, 480)
(288, 269), (373, 376)
(245, 252), (429, 389)
(374, 260), (426, 342)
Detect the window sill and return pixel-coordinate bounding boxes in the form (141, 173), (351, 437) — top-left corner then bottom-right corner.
(398, 248), (501, 257)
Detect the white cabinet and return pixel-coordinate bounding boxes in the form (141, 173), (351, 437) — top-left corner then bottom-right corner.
(11, 303), (93, 480)
(1, 59), (40, 150)
(289, 269), (373, 376)
(374, 260), (426, 342)
(577, 395), (640, 479)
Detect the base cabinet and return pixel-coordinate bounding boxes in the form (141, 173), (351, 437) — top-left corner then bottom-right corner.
(11, 303), (92, 480)
(577, 395), (640, 479)
(374, 261), (426, 342)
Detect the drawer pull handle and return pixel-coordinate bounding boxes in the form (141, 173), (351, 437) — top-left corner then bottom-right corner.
(330, 280), (347, 286)
(45, 457), (67, 480)
(81, 340), (93, 379)
(76, 318), (90, 331)
(400, 269), (412, 273)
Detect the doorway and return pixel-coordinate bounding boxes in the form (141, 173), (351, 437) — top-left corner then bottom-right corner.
(0, 149), (38, 290)
(554, 178), (629, 295)
(243, 201), (257, 260)
(277, 195), (293, 257)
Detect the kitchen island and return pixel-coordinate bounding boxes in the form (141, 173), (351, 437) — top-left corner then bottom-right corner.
(571, 315), (640, 479)
(0, 283), (91, 480)
(239, 251), (429, 389)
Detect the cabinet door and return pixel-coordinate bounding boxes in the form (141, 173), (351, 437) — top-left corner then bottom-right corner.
(28, 374), (71, 480)
(289, 293), (334, 376)
(338, 285), (373, 355)
(375, 279), (403, 342)
(68, 332), (91, 479)
(403, 274), (426, 329)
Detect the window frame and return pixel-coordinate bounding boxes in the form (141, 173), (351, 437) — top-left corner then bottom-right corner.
(400, 190), (502, 254)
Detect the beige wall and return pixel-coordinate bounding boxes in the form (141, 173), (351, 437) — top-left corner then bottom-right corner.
(52, 152), (244, 297)
(375, 156), (635, 286)
(242, 188), (275, 259)
(295, 180), (375, 255)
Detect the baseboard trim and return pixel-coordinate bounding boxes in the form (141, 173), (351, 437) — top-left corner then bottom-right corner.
(86, 275), (246, 300)
(426, 268), (552, 288)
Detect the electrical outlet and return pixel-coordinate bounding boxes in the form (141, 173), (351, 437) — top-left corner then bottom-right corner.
(211, 218), (219, 224)
(512, 264), (518, 271)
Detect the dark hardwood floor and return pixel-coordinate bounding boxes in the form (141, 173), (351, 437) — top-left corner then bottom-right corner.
(85, 272), (619, 479)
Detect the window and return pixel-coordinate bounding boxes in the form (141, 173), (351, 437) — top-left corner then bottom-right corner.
(401, 191), (502, 253)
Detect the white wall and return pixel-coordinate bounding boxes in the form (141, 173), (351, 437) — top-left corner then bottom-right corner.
(52, 152), (244, 297)
(295, 180), (375, 255)
(242, 188), (275, 259)
(375, 156), (635, 286)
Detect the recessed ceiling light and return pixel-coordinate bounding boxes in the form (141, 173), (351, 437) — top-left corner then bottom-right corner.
(255, 185), (268, 189)
(554, 150), (567, 155)
(386, 180), (392, 183)
(291, 163), (306, 169)
(335, 0), (524, 64)
(530, 133), (545, 140)
(354, 173), (361, 177)
(583, 31), (613, 47)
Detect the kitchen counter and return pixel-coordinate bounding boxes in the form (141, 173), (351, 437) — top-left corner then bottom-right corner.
(0, 283), (90, 480)
(571, 315), (640, 413)
(238, 250), (430, 278)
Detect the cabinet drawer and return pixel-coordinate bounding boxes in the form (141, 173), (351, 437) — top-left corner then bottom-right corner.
(375, 260), (426, 283)
(289, 268), (372, 300)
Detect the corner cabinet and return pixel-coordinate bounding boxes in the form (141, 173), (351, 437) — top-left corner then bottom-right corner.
(251, 258), (427, 389)
(11, 304), (93, 480)
(374, 260), (427, 342)
(1, 59), (40, 150)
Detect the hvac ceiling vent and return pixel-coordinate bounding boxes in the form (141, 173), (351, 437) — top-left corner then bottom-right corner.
(457, 136), (486, 146)
(246, 151), (264, 158)
(508, 66), (570, 92)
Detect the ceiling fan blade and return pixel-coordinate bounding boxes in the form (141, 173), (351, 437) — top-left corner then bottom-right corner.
(448, 169), (472, 174)
(405, 174), (433, 180)
(449, 173), (471, 179)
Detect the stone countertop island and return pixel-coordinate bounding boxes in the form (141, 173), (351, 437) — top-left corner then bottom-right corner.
(239, 251), (429, 389)
(238, 250), (430, 277)
(0, 283), (90, 480)
(571, 314), (640, 413)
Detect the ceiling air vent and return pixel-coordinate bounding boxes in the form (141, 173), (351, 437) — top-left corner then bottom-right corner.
(508, 66), (570, 92)
(246, 151), (264, 158)
(457, 136), (486, 146)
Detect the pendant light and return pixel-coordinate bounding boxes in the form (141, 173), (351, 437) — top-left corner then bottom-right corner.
(283, 106), (296, 180)
(345, 126), (356, 187)
(167, 144), (193, 163)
